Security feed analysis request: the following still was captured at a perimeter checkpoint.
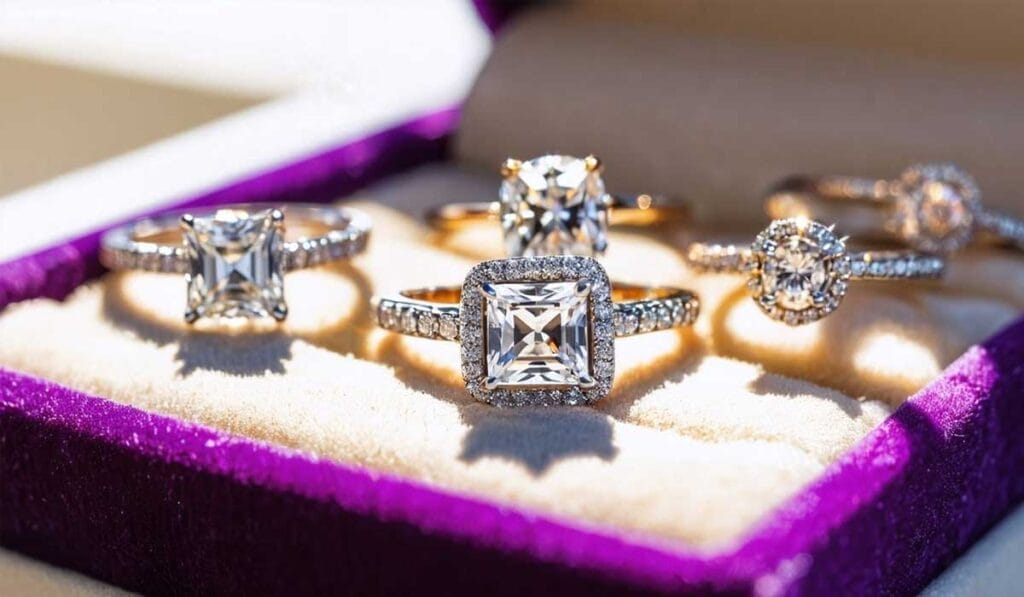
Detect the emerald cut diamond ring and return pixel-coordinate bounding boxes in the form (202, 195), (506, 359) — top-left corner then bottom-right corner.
(101, 203), (371, 323)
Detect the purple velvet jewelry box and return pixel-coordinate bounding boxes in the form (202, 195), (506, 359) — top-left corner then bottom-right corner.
(2, 9), (1024, 597)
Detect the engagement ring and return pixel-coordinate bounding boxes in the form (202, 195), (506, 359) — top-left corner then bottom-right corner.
(373, 255), (699, 406)
(427, 154), (687, 257)
(101, 203), (371, 322)
(686, 218), (944, 326)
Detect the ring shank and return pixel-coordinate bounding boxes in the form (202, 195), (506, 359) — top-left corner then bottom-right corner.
(100, 203), (371, 273)
(685, 242), (945, 280)
(374, 283), (699, 341)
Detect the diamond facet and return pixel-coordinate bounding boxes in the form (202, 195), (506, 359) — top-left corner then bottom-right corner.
(183, 208), (285, 321)
(750, 219), (851, 325)
(461, 256), (614, 406)
(483, 281), (591, 388)
(498, 154), (611, 257)
(892, 163), (980, 254)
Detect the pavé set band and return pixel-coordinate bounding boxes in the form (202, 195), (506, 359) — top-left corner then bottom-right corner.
(98, 154), (1019, 406)
(373, 256), (699, 406)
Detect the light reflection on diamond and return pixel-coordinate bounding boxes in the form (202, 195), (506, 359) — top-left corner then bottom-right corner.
(484, 281), (591, 388)
(184, 208), (284, 321)
(499, 154), (610, 257)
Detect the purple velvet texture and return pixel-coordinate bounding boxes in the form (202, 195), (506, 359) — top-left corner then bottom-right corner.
(0, 107), (459, 313)
(2, 319), (1022, 596)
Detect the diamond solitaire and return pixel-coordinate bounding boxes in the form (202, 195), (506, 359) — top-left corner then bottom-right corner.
(183, 208), (286, 323)
(498, 154), (611, 257)
(100, 203), (372, 323)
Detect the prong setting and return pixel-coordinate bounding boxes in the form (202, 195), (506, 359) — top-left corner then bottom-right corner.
(500, 158), (522, 179)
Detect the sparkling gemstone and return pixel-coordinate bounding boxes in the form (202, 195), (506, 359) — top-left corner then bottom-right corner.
(184, 208), (284, 321)
(498, 154), (610, 257)
(483, 280), (592, 388)
(760, 234), (830, 311)
(752, 220), (850, 326)
(438, 315), (459, 340)
(417, 313), (435, 336)
(893, 164), (979, 253)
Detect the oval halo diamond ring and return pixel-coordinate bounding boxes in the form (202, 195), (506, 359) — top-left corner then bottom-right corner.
(686, 218), (945, 326)
(426, 154), (687, 257)
(100, 203), (371, 323)
(372, 255), (699, 406)
(765, 163), (1024, 255)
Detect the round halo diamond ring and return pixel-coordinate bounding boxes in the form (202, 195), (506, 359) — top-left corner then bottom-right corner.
(426, 154), (688, 257)
(765, 163), (1024, 255)
(686, 218), (945, 326)
(372, 255), (699, 406)
(100, 203), (371, 323)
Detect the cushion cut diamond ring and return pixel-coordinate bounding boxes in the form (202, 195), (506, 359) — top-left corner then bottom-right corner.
(426, 154), (688, 257)
(373, 255), (699, 406)
(100, 203), (371, 323)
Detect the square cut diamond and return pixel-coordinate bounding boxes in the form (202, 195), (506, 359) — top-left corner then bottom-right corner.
(484, 281), (591, 388)
(183, 208), (285, 321)
(460, 256), (615, 406)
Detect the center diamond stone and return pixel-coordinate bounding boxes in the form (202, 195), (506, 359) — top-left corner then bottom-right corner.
(183, 208), (286, 322)
(761, 234), (831, 311)
(483, 280), (592, 388)
(498, 154), (610, 257)
(893, 163), (980, 254)
(751, 219), (850, 325)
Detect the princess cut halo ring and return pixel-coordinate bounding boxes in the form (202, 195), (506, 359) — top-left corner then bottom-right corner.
(686, 218), (945, 326)
(372, 255), (699, 406)
(765, 163), (1024, 255)
(100, 203), (371, 323)
(426, 154), (688, 257)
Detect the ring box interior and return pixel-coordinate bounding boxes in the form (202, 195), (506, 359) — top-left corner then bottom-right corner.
(1, 3), (1023, 595)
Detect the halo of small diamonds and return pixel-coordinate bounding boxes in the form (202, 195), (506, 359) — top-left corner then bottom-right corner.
(892, 163), (981, 254)
(460, 255), (615, 407)
(748, 219), (852, 326)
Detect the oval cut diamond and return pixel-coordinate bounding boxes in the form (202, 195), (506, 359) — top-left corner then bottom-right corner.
(498, 154), (610, 257)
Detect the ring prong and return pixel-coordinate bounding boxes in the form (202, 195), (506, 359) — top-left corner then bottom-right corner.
(500, 158), (521, 179)
(584, 154), (601, 172)
(484, 376), (500, 390)
(180, 214), (196, 229)
(184, 308), (200, 324)
(271, 303), (289, 322)
(578, 374), (597, 389)
(270, 209), (285, 224)
(575, 280), (591, 298)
